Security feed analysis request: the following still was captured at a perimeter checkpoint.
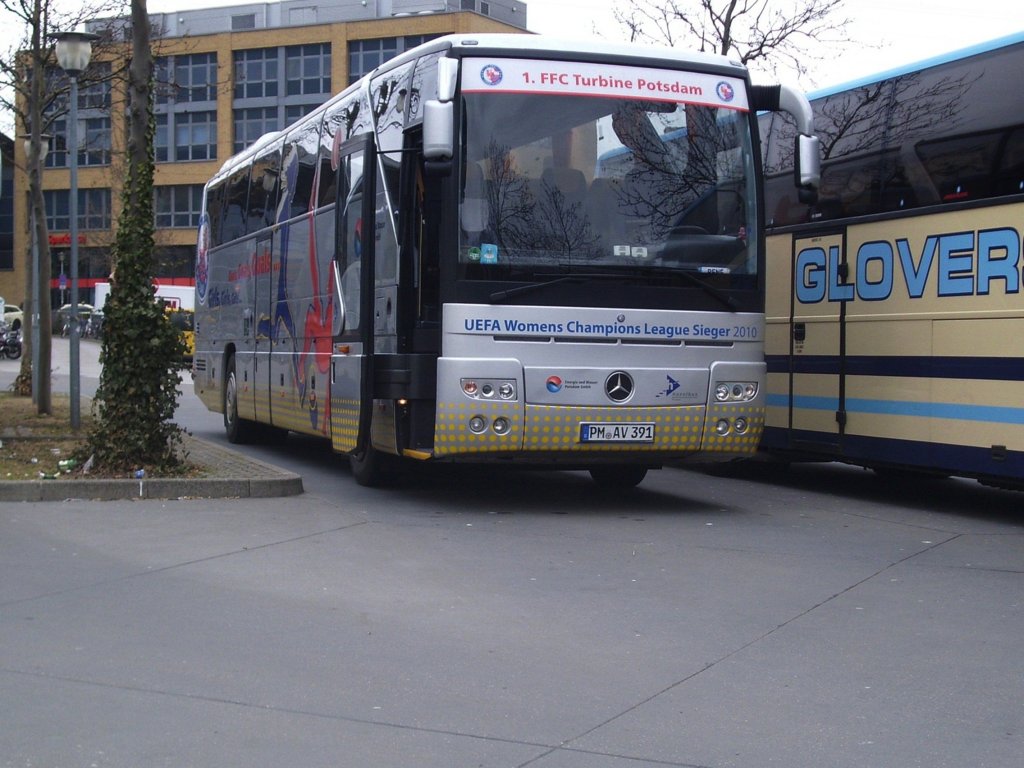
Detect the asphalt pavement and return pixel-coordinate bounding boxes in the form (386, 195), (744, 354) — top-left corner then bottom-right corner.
(2, 339), (1023, 768)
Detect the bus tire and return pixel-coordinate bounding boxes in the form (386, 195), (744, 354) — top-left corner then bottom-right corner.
(223, 354), (258, 444)
(589, 465), (648, 489)
(349, 443), (397, 487)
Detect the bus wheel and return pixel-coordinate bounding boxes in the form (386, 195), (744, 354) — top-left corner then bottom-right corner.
(223, 354), (258, 444)
(589, 465), (648, 489)
(349, 443), (397, 487)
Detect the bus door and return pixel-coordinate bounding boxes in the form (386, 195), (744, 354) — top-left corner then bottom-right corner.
(331, 135), (376, 454)
(232, 238), (259, 425)
(253, 233), (274, 426)
(787, 229), (849, 452)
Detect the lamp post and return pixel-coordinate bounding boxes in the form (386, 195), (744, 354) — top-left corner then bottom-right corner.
(21, 133), (50, 405)
(52, 30), (98, 430)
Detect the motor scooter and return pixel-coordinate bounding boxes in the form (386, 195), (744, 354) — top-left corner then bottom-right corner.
(0, 323), (22, 359)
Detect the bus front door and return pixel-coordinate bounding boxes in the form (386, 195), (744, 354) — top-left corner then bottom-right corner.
(786, 230), (848, 453)
(330, 136), (376, 454)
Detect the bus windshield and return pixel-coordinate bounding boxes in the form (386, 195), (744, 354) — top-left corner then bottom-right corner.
(459, 83), (758, 284)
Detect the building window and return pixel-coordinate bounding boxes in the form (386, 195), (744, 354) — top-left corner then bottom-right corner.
(232, 14), (256, 30)
(234, 107), (279, 153)
(155, 185), (205, 228)
(80, 117), (112, 166)
(349, 39), (398, 84)
(155, 113), (169, 162)
(348, 36), (440, 83)
(80, 188), (112, 230)
(174, 111), (217, 161)
(285, 43), (330, 96)
(79, 63), (112, 109)
(289, 7), (317, 25)
(44, 188), (112, 231)
(44, 117), (67, 168)
(285, 103), (319, 123)
(0, 155), (11, 271)
(234, 48), (278, 99)
(154, 246), (196, 279)
(158, 112), (219, 163)
(157, 52), (218, 104)
(41, 116), (110, 168)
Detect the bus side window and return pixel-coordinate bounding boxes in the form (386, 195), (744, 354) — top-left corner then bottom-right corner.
(917, 130), (1002, 203)
(318, 123), (338, 207)
(283, 119), (321, 219)
(224, 165), (251, 241)
(994, 127), (1024, 195)
(406, 52), (443, 126)
(248, 143), (282, 230)
(371, 61), (416, 159)
(206, 180), (227, 247)
(337, 151), (363, 334)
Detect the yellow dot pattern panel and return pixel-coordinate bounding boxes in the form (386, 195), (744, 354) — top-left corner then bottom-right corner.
(434, 400), (525, 457)
(433, 401), (763, 458)
(331, 396), (361, 453)
(700, 402), (764, 453)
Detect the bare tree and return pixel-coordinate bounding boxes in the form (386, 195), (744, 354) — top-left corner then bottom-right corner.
(0, 0), (125, 412)
(613, 0), (854, 81)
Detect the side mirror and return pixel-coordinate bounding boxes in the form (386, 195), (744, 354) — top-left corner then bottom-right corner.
(438, 58), (459, 102)
(795, 133), (821, 204)
(423, 100), (454, 161)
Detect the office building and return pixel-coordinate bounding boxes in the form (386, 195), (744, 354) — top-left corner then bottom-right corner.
(3, 0), (529, 309)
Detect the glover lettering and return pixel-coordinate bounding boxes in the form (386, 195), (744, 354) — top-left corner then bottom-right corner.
(795, 227), (1022, 303)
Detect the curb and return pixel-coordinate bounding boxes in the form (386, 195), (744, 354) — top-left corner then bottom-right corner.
(0, 435), (303, 502)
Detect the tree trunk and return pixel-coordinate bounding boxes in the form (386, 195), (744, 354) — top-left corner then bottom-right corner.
(29, 0), (52, 414)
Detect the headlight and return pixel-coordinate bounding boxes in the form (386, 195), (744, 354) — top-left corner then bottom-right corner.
(461, 378), (518, 401)
(714, 381), (758, 402)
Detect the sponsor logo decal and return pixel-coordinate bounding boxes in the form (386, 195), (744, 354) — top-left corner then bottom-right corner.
(480, 64), (504, 86)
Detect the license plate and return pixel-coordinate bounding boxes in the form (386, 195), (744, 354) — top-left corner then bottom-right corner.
(579, 423), (655, 443)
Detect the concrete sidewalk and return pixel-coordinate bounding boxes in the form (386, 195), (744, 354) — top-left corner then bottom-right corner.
(1, 338), (303, 502)
(0, 433), (303, 502)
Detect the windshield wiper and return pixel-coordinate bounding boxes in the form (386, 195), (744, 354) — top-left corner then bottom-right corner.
(666, 269), (739, 312)
(489, 269), (739, 311)
(489, 273), (623, 303)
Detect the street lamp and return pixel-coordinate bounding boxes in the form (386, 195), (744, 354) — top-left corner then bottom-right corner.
(52, 30), (98, 430)
(20, 133), (50, 405)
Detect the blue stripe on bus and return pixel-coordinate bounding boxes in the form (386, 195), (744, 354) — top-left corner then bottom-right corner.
(804, 31), (1024, 100)
(766, 393), (1024, 425)
(766, 355), (1024, 381)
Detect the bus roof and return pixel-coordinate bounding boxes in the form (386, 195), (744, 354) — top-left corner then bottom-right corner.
(807, 30), (1024, 101)
(439, 33), (744, 72)
(208, 33), (749, 185)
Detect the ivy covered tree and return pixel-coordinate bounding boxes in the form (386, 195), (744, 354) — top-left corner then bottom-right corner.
(84, 0), (186, 473)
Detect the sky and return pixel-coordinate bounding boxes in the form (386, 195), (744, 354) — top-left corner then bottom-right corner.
(524, 0), (1024, 91)
(139, 0), (1024, 92)
(3, 0), (1024, 126)
(10, 0), (1024, 88)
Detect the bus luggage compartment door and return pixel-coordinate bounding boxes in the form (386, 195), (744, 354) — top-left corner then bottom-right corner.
(785, 230), (848, 452)
(331, 349), (368, 453)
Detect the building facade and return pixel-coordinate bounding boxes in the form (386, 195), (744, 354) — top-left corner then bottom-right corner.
(3, 0), (528, 310)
